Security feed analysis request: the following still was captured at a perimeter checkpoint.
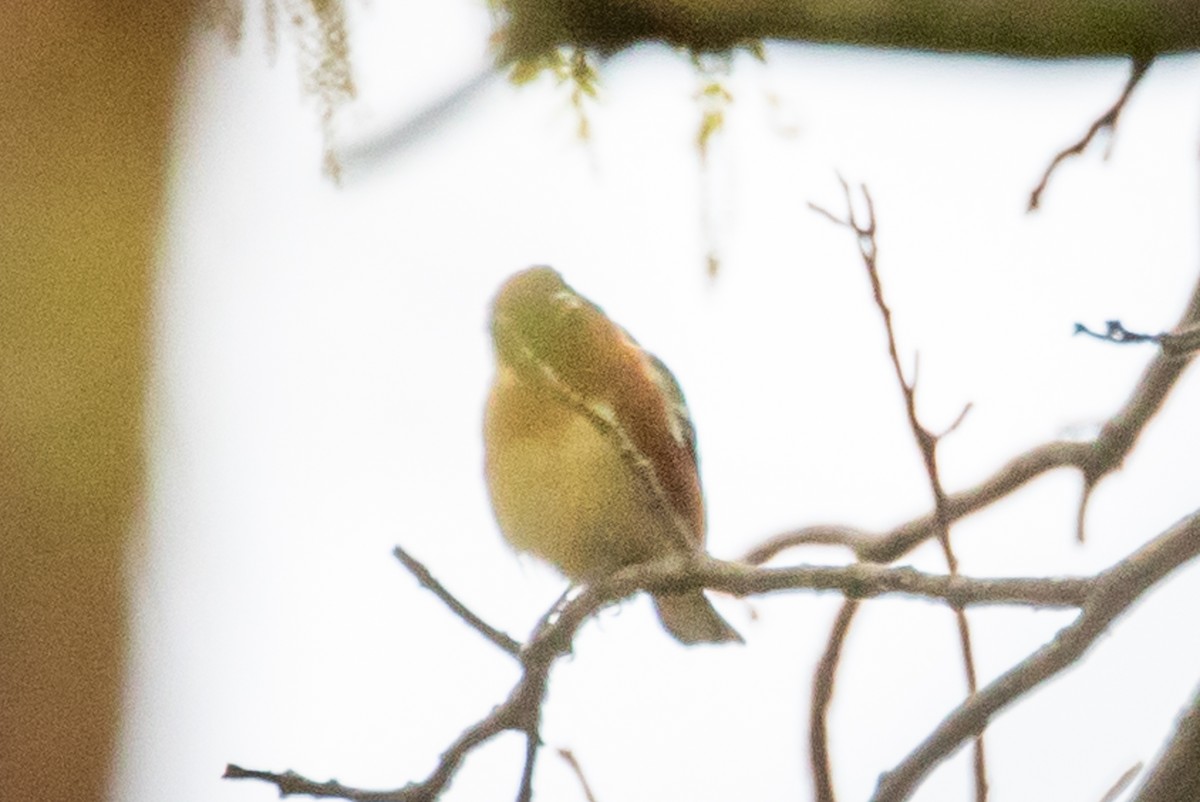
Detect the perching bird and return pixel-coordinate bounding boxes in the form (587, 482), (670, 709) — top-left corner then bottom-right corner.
(484, 266), (742, 645)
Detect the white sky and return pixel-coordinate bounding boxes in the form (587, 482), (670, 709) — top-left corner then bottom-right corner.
(118, 4), (1200, 802)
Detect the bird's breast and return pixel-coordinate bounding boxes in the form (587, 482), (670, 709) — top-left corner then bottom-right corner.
(484, 366), (679, 581)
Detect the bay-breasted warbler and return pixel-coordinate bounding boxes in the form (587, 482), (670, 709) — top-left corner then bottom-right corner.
(484, 267), (742, 645)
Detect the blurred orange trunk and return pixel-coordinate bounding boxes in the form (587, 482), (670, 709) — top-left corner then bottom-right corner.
(0, 3), (193, 800)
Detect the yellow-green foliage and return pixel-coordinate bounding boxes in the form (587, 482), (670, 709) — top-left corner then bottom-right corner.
(510, 46), (598, 141)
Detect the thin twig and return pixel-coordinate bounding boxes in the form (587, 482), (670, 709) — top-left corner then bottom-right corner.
(935, 402), (973, 439)
(811, 600), (859, 802)
(222, 765), (404, 801)
(1075, 319), (1166, 346)
(393, 545), (522, 657)
(226, 560), (589, 802)
(1098, 763), (1142, 802)
(1029, 56), (1152, 210)
(338, 65), (498, 172)
(872, 508), (1200, 802)
(514, 677), (545, 802)
(957, 613), (986, 801)
(1076, 319), (1200, 359)
(745, 441), (1090, 564)
(744, 524), (878, 563)
(557, 749), (600, 802)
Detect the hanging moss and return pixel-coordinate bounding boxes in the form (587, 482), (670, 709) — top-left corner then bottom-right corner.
(201, 0), (356, 179)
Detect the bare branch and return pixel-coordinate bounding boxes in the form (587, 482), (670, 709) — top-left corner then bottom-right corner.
(226, 562), (578, 802)
(1029, 56), (1152, 210)
(614, 555), (1094, 608)
(223, 765), (404, 801)
(872, 508), (1200, 802)
(515, 704), (541, 802)
(227, 656), (550, 802)
(1075, 319), (1166, 346)
(557, 749), (600, 802)
(746, 441), (1090, 564)
(744, 523), (877, 564)
(226, 504), (1199, 802)
(811, 600), (859, 802)
(1079, 270), (1200, 537)
(1161, 323), (1200, 357)
(339, 65), (498, 172)
(1076, 319), (1200, 359)
(1128, 682), (1200, 802)
(393, 545), (522, 658)
(748, 252), (1200, 562)
(957, 605), (986, 802)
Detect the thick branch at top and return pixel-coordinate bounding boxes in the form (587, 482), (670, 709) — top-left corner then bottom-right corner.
(498, 0), (1200, 62)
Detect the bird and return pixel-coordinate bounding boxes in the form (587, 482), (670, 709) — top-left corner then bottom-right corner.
(483, 266), (742, 645)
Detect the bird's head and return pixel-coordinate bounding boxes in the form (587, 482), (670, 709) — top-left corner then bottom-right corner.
(490, 266), (607, 387)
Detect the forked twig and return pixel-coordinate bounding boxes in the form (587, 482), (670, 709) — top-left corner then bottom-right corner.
(1029, 56), (1152, 210)
(749, 259), (1200, 561)
(810, 179), (987, 801)
(224, 551), (1102, 801)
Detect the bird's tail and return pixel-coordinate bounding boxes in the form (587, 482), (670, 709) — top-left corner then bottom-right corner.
(653, 591), (743, 645)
